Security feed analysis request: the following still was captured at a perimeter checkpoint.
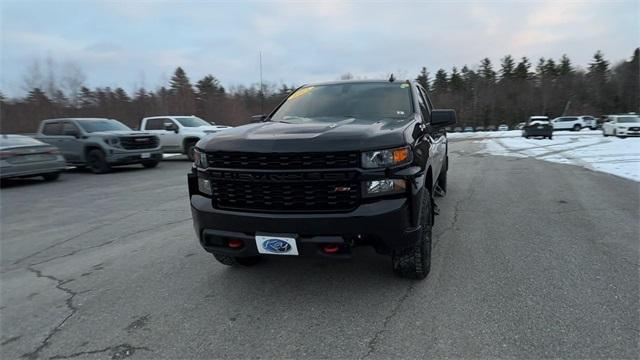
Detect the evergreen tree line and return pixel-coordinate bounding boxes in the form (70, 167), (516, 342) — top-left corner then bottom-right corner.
(0, 49), (637, 134)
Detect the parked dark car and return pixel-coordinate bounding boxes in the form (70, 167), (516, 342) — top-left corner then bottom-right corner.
(523, 116), (553, 139)
(188, 79), (456, 279)
(0, 134), (66, 181)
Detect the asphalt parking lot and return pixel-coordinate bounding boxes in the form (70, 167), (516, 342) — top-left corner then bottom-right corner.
(1, 140), (638, 359)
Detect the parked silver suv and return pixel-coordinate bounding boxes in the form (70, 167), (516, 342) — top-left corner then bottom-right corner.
(35, 118), (162, 173)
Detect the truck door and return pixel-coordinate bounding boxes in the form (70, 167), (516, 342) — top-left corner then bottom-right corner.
(145, 118), (180, 149)
(58, 121), (84, 163)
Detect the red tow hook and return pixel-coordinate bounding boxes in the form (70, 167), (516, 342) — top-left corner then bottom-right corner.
(228, 239), (244, 249)
(323, 244), (340, 254)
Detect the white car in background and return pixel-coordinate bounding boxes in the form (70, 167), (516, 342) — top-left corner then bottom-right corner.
(140, 116), (231, 160)
(602, 115), (640, 138)
(551, 116), (597, 131)
(498, 124), (509, 131)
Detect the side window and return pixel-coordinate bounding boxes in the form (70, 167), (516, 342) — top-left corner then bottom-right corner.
(415, 86), (430, 122)
(566, 117), (578, 121)
(61, 122), (79, 136)
(146, 118), (169, 130)
(42, 122), (62, 135)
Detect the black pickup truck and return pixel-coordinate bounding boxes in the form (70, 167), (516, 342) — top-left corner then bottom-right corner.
(188, 80), (456, 279)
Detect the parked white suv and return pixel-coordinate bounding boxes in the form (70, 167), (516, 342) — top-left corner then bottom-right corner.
(551, 116), (597, 131)
(140, 116), (231, 160)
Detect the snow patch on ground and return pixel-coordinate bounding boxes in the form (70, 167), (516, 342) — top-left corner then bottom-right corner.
(460, 131), (640, 182)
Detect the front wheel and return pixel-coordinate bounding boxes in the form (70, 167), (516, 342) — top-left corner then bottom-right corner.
(87, 149), (111, 174)
(185, 142), (197, 161)
(392, 189), (432, 279)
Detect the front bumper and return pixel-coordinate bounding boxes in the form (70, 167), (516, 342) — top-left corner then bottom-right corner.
(106, 149), (163, 165)
(188, 174), (421, 259)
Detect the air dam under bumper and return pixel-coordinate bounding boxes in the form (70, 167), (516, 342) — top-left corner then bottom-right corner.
(190, 193), (421, 259)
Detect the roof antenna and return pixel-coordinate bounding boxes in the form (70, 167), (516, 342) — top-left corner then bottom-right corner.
(388, 73), (395, 82)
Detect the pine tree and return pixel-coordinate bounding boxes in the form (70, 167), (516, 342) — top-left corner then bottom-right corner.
(78, 87), (96, 108)
(499, 55), (516, 81)
(479, 58), (496, 83)
(169, 67), (195, 114)
(449, 67), (464, 92)
(432, 69), (449, 94)
(557, 55), (573, 76)
(514, 57), (531, 80)
(26, 88), (51, 105)
(416, 67), (430, 90)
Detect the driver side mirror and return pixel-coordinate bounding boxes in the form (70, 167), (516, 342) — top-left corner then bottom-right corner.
(431, 109), (457, 128)
(164, 123), (179, 133)
(251, 114), (268, 122)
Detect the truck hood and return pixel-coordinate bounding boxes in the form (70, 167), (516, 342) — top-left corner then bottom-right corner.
(199, 117), (412, 153)
(88, 130), (155, 137)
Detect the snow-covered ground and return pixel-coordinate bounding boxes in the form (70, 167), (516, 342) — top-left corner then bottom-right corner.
(452, 130), (640, 182)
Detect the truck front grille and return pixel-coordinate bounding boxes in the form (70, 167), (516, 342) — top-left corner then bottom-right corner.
(211, 179), (360, 213)
(207, 151), (359, 170)
(205, 151), (361, 213)
(119, 136), (159, 150)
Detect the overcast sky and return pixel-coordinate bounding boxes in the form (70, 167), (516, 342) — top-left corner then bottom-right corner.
(1, 0), (638, 97)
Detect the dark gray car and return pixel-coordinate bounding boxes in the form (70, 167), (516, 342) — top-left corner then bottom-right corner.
(0, 135), (67, 181)
(35, 118), (163, 173)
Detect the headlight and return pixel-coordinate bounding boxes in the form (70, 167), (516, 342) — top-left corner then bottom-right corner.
(197, 177), (212, 196)
(363, 179), (407, 197)
(193, 148), (208, 168)
(104, 137), (120, 147)
(362, 146), (411, 169)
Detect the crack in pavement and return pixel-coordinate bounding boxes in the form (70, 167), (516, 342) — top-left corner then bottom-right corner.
(21, 267), (79, 359)
(49, 343), (152, 360)
(10, 217), (192, 271)
(11, 211), (138, 266)
(16, 218), (191, 359)
(360, 285), (414, 359)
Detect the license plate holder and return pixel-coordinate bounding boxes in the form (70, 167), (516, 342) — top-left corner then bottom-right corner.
(255, 234), (299, 256)
(141, 153), (151, 159)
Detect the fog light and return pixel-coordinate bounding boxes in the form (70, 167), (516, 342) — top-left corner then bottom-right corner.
(363, 179), (406, 197)
(198, 177), (212, 196)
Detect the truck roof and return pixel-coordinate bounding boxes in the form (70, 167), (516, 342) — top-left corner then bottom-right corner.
(300, 79), (414, 87)
(42, 117), (112, 122)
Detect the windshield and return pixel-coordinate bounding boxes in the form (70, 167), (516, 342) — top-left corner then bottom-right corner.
(271, 82), (413, 122)
(0, 136), (44, 147)
(618, 116), (640, 123)
(175, 117), (210, 127)
(77, 119), (131, 133)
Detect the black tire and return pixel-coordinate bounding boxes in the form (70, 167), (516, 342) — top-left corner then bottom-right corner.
(213, 254), (261, 267)
(603, 130), (608, 137)
(142, 160), (159, 168)
(572, 124), (581, 131)
(548, 135), (553, 140)
(86, 149), (111, 174)
(42, 172), (60, 181)
(392, 189), (432, 279)
(185, 142), (197, 161)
